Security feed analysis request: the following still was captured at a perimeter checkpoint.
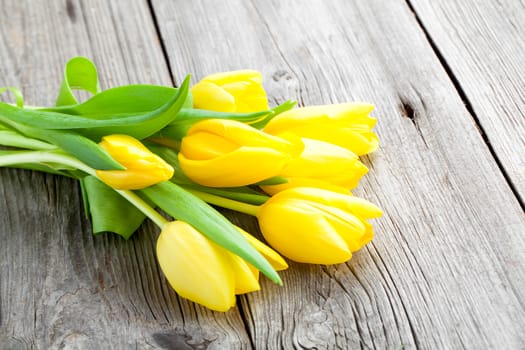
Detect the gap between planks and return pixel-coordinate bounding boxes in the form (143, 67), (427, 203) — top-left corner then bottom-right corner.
(405, 0), (524, 210)
(146, 0), (176, 87)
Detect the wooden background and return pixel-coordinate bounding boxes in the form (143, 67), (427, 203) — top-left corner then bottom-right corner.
(1, 0), (524, 349)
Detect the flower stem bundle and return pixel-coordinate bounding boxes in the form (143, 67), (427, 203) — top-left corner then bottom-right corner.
(0, 57), (382, 311)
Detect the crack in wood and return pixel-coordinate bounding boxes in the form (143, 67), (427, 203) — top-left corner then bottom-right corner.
(236, 296), (256, 350)
(399, 98), (429, 148)
(65, 0), (76, 23)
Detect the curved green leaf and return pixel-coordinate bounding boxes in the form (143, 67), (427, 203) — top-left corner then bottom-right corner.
(0, 76), (191, 140)
(48, 84), (177, 117)
(56, 56), (100, 106)
(0, 87), (24, 107)
(250, 100), (296, 129)
(0, 128), (55, 150)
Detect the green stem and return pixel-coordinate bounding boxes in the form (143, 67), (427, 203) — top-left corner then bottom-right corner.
(114, 188), (168, 228)
(0, 150), (168, 228)
(0, 130), (56, 150)
(184, 188), (260, 216)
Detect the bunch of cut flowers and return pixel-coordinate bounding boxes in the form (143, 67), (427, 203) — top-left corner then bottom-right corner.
(0, 57), (381, 311)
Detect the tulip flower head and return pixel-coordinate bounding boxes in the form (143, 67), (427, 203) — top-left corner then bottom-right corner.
(157, 221), (257, 311)
(156, 221), (288, 311)
(257, 187), (382, 264)
(179, 119), (303, 187)
(96, 134), (174, 190)
(192, 70), (269, 113)
(261, 138), (368, 195)
(264, 103), (378, 156)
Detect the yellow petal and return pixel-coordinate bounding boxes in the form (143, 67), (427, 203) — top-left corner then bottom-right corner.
(180, 131), (239, 160)
(178, 146), (289, 187)
(185, 119), (302, 157)
(236, 227), (288, 271)
(202, 70), (263, 85)
(192, 81), (235, 112)
(275, 187), (383, 219)
(95, 169), (169, 190)
(227, 252), (261, 294)
(264, 103), (375, 133)
(156, 222), (236, 312)
(257, 198), (352, 264)
(279, 138), (368, 183)
(97, 134), (174, 189)
(264, 103), (378, 155)
(221, 81), (269, 112)
(260, 177), (352, 196)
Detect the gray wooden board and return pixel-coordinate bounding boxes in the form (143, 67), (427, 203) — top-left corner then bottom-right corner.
(1, 0), (524, 349)
(151, 0), (525, 349)
(409, 0), (525, 201)
(0, 0), (251, 349)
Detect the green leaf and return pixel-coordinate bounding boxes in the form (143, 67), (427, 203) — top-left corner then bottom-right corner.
(141, 182), (282, 285)
(55, 56), (100, 106)
(0, 117), (124, 171)
(254, 176), (289, 186)
(250, 100), (297, 129)
(0, 127), (55, 150)
(181, 184), (270, 205)
(0, 76), (191, 140)
(0, 87), (24, 107)
(49, 85), (178, 116)
(41, 130), (125, 170)
(81, 176), (146, 239)
(0, 150), (68, 175)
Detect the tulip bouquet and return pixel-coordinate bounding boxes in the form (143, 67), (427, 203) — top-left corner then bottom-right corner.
(0, 57), (382, 311)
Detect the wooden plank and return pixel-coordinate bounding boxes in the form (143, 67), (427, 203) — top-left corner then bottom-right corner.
(408, 0), (525, 200)
(151, 0), (525, 348)
(0, 1), (251, 348)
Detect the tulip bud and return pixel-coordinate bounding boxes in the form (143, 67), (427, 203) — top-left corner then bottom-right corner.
(156, 221), (287, 311)
(261, 138), (368, 195)
(264, 103), (378, 156)
(96, 134), (174, 190)
(178, 119), (303, 187)
(192, 70), (269, 113)
(257, 187), (382, 264)
(156, 221), (236, 311)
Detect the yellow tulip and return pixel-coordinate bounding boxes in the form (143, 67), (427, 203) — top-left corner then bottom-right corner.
(257, 187), (382, 264)
(178, 119), (303, 187)
(261, 138), (368, 195)
(156, 221), (262, 311)
(96, 134), (174, 190)
(157, 221), (236, 311)
(156, 221), (285, 310)
(264, 103), (378, 156)
(192, 70), (269, 113)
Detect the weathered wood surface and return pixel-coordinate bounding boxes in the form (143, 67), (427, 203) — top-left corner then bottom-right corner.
(1, 0), (524, 349)
(409, 0), (525, 201)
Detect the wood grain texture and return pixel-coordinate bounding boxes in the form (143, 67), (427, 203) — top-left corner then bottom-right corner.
(151, 0), (525, 348)
(408, 0), (525, 200)
(0, 1), (251, 349)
